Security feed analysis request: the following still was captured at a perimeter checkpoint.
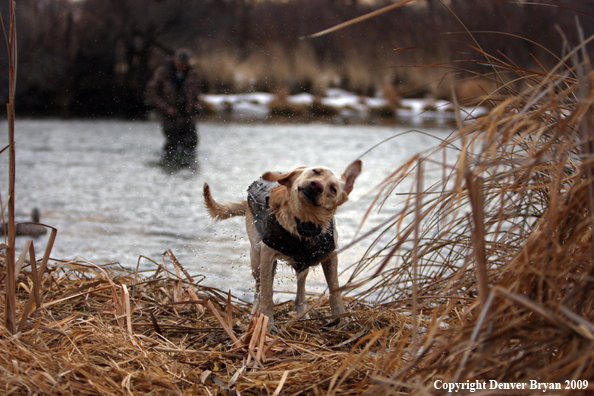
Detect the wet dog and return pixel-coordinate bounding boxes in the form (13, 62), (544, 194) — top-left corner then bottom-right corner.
(203, 160), (362, 328)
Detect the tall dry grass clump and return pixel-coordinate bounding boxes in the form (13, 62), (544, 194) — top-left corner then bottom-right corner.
(343, 34), (594, 392)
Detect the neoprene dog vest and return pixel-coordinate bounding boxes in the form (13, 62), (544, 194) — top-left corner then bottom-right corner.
(247, 178), (336, 273)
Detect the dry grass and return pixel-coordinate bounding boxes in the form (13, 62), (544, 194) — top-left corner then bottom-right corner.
(0, 252), (419, 395)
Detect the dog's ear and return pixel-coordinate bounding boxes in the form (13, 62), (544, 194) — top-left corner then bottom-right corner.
(263, 167), (306, 187)
(341, 160), (362, 195)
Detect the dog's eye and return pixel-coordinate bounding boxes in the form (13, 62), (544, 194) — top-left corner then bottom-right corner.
(312, 169), (322, 175)
(329, 184), (338, 195)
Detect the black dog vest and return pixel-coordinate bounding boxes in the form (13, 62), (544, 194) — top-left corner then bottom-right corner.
(247, 178), (336, 273)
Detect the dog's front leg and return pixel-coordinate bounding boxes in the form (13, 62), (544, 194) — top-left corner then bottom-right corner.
(295, 268), (310, 318)
(321, 253), (346, 318)
(258, 246), (277, 326)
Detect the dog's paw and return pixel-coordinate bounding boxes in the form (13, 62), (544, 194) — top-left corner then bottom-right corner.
(337, 316), (350, 328)
(266, 321), (280, 335)
(323, 315), (350, 329)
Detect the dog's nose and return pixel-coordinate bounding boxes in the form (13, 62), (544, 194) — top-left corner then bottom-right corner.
(299, 180), (324, 204)
(307, 180), (324, 196)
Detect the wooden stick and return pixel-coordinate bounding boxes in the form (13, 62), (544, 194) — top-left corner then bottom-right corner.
(301, 0), (417, 40)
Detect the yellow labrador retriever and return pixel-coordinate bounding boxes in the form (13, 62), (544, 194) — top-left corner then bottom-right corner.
(203, 160), (362, 327)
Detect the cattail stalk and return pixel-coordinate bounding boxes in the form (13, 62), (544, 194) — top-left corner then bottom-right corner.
(4, 0), (17, 334)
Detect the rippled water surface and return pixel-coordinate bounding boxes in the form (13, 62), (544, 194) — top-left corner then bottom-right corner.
(0, 119), (454, 301)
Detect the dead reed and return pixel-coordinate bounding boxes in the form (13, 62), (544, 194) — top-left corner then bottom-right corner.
(3, 0), (17, 335)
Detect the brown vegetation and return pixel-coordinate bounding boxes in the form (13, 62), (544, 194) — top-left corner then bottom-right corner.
(0, 255), (414, 395)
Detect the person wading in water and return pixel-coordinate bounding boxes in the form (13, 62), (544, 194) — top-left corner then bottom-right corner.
(146, 49), (202, 166)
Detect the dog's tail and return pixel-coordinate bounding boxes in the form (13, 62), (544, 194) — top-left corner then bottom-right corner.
(203, 183), (247, 220)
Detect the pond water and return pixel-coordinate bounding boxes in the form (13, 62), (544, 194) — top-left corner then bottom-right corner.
(0, 119), (455, 302)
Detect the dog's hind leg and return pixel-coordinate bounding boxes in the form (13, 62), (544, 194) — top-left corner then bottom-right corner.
(250, 243), (261, 315)
(258, 246), (277, 325)
(295, 268), (310, 318)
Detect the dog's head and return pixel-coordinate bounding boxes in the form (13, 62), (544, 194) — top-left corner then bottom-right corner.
(263, 160), (362, 228)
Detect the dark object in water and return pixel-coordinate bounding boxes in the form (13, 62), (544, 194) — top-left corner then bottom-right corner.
(0, 208), (48, 237)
